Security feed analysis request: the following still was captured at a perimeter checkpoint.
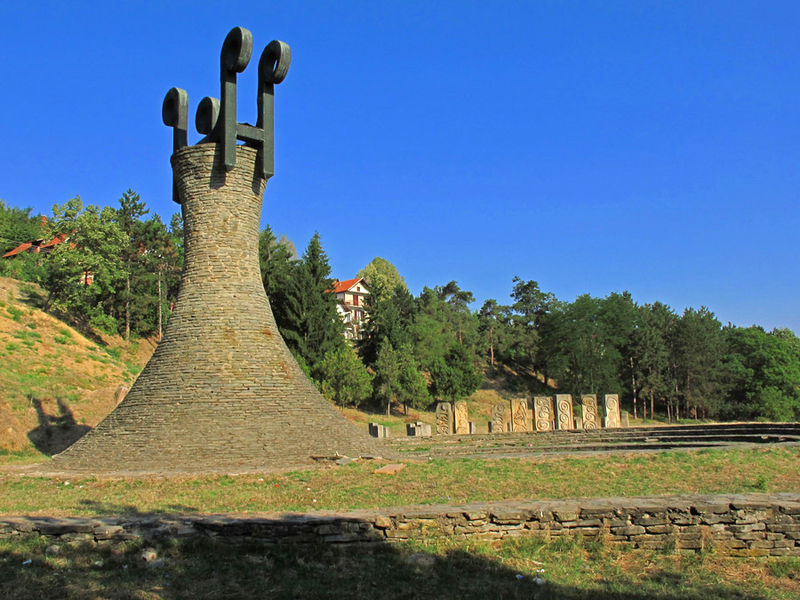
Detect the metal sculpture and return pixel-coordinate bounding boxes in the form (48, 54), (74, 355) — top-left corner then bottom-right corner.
(162, 26), (291, 203)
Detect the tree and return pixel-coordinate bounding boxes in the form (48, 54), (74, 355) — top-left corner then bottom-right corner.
(0, 200), (43, 256)
(435, 281), (477, 346)
(358, 257), (407, 304)
(115, 189), (150, 340)
(372, 341), (430, 414)
(477, 299), (507, 368)
(316, 346), (373, 408)
(280, 232), (345, 371)
(258, 225), (300, 341)
(429, 343), (482, 403)
(42, 197), (127, 332)
(504, 278), (554, 377)
(722, 327), (800, 421)
(669, 307), (725, 420)
(539, 294), (626, 398)
(631, 302), (676, 419)
(358, 283), (416, 367)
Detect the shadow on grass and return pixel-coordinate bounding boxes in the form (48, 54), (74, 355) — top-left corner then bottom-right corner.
(0, 519), (776, 600)
(27, 398), (91, 456)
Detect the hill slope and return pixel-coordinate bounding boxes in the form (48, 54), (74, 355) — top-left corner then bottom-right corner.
(0, 277), (155, 455)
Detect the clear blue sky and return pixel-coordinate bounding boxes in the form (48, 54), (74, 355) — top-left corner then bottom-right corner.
(1, 1), (798, 333)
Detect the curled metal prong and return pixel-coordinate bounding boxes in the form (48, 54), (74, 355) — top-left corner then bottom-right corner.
(196, 96), (220, 138)
(162, 87), (188, 142)
(163, 87), (188, 203)
(259, 40), (291, 85)
(221, 26), (253, 74)
(256, 40), (291, 179)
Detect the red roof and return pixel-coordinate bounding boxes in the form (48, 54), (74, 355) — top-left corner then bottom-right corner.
(331, 277), (365, 294)
(3, 242), (33, 258)
(2, 233), (69, 258)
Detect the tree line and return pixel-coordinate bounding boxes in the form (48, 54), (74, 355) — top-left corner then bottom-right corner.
(2, 195), (799, 422)
(0, 193), (182, 339)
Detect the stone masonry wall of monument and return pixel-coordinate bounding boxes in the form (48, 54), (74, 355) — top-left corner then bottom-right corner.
(52, 145), (382, 473)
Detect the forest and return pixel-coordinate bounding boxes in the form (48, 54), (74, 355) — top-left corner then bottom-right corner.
(2, 195), (799, 423)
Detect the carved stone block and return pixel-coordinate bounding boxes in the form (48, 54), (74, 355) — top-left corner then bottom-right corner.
(491, 402), (510, 434)
(454, 400), (470, 434)
(510, 398), (532, 433)
(581, 395), (600, 430)
(604, 394), (621, 428)
(534, 396), (554, 432)
(555, 394), (574, 430)
(436, 402), (453, 435)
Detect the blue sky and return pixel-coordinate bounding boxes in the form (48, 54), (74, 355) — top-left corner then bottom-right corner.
(1, 1), (798, 333)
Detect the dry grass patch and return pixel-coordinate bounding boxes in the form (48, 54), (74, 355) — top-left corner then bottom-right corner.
(1, 446), (799, 516)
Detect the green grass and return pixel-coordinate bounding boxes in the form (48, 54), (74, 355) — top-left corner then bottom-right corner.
(2, 446), (800, 516)
(0, 532), (797, 599)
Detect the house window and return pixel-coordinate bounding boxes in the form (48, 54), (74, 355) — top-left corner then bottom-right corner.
(352, 294), (358, 306)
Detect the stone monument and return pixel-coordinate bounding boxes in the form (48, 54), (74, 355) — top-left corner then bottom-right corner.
(510, 398), (532, 433)
(490, 401), (510, 434)
(581, 394), (600, 430)
(453, 400), (469, 434)
(436, 402), (454, 435)
(51, 28), (381, 473)
(533, 396), (554, 432)
(604, 394), (621, 428)
(555, 394), (574, 430)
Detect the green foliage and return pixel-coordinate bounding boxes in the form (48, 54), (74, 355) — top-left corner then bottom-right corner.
(429, 343), (482, 402)
(283, 233), (345, 371)
(0, 200), (44, 256)
(722, 326), (800, 421)
(316, 346), (373, 408)
(373, 342), (431, 413)
(41, 198), (128, 326)
(357, 256), (406, 303)
(540, 293), (629, 397)
(670, 307), (726, 418)
(358, 283), (417, 366)
(259, 225), (300, 343)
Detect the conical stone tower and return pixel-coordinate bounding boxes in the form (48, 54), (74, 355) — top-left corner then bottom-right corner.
(51, 29), (383, 474)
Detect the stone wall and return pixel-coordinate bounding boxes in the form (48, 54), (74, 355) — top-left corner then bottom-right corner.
(3, 493), (799, 557)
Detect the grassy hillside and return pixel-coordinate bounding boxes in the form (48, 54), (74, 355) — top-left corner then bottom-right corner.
(0, 277), (155, 457)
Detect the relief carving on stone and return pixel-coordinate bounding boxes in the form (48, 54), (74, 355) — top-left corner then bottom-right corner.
(604, 394), (621, 428)
(534, 396), (554, 432)
(555, 394), (574, 430)
(581, 395), (599, 430)
(436, 402), (453, 435)
(491, 402), (510, 434)
(510, 398), (532, 433)
(454, 400), (470, 435)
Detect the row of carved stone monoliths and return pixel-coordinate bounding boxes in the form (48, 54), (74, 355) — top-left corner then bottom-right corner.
(435, 394), (622, 435)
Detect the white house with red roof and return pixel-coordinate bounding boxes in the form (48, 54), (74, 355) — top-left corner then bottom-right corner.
(331, 277), (370, 340)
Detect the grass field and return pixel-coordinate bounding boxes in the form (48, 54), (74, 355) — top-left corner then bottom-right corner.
(1, 445), (798, 516)
(2, 530), (798, 599)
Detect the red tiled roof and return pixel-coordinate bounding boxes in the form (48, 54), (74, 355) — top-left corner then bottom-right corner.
(2, 233), (69, 258)
(331, 277), (364, 294)
(3, 242), (33, 258)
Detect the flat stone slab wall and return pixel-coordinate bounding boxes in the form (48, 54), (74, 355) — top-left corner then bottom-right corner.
(2, 493), (799, 557)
